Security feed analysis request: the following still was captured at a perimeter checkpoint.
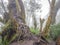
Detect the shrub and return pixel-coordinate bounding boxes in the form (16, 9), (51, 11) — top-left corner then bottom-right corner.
(50, 23), (60, 40)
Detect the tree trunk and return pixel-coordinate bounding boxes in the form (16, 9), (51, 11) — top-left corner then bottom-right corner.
(8, 0), (25, 24)
(15, 0), (25, 23)
(42, 0), (56, 37)
(50, 0), (56, 24)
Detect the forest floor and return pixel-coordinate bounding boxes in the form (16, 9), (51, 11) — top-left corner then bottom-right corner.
(9, 39), (56, 45)
(9, 35), (56, 45)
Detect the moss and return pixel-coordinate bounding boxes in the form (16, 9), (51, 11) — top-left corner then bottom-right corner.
(1, 18), (30, 45)
(0, 18), (3, 23)
(1, 18), (19, 45)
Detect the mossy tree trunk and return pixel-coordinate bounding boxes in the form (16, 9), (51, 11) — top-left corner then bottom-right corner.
(15, 0), (25, 23)
(42, 0), (56, 37)
(8, 0), (25, 24)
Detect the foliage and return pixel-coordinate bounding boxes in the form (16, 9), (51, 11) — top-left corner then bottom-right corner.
(0, 37), (2, 45)
(30, 27), (39, 35)
(50, 23), (60, 40)
(1, 19), (19, 45)
(1, 18), (31, 45)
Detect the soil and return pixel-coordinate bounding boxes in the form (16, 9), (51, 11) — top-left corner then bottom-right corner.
(9, 35), (56, 45)
(9, 40), (56, 45)
(56, 36), (60, 45)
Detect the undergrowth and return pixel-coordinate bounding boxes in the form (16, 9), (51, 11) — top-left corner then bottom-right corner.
(50, 23), (60, 40)
(0, 23), (60, 45)
(30, 27), (39, 35)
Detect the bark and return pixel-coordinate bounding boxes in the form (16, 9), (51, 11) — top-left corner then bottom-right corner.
(32, 14), (37, 29)
(50, 0), (56, 24)
(15, 0), (25, 23)
(8, 0), (25, 24)
(42, 0), (56, 37)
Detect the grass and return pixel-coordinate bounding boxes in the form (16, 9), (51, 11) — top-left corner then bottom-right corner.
(30, 27), (40, 35)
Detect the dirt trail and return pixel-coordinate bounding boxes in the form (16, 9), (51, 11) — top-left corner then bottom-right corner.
(10, 40), (56, 45)
(9, 40), (34, 45)
(48, 41), (56, 45)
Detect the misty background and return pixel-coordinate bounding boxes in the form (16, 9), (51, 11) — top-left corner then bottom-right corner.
(0, 0), (60, 30)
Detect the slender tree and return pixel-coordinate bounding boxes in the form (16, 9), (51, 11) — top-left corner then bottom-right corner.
(50, 0), (56, 24)
(48, 0), (56, 24)
(30, 0), (40, 29)
(42, 0), (56, 37)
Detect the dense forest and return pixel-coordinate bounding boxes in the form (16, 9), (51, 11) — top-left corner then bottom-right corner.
(0, 0), (60, 45)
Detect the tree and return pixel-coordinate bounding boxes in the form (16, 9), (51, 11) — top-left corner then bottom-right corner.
(48, 0), (56, 24)
(50, 0), (56, 24)
(30, 0), (41, 29)
(8, 0), (25, 24)
(54, 0), (60, 24)
(15, 0), (25, 23)
(42, 0), (56, 37)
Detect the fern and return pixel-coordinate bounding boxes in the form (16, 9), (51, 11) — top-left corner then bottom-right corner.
(50, 23), (60, 40)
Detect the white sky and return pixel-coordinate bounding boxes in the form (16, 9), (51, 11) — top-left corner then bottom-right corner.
(35, 0), (50, 19)
(41, 0), (50, 19)
(0, 0), (50, 28)
(2, 0), (50, 19)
